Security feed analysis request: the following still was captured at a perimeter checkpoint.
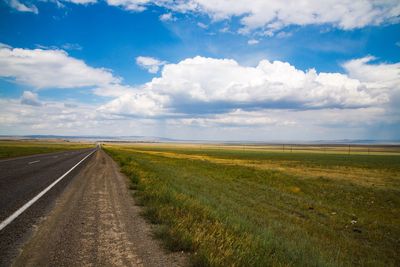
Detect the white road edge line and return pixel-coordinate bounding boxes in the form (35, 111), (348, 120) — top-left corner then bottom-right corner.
(0, 149), (97, 232)
(28, 160), (40, 165)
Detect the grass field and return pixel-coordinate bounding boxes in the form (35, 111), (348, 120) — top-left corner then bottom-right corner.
(104, 143), (400, 267)
(0, 140), (94, 159)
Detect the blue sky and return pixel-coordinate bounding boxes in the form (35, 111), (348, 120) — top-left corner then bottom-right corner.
(0, 0), (399, 140)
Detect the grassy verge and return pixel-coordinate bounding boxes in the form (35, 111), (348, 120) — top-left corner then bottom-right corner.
(0, 140), (94, 159)
(104, 144), (400, 266)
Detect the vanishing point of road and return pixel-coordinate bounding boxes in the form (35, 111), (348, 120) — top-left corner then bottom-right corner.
(0, 147), (186, 267)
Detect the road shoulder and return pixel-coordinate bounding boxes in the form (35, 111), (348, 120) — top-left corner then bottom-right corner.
(14, 149), (187, 267)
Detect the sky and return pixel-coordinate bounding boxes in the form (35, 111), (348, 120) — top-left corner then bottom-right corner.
(0, 0), (399, 141)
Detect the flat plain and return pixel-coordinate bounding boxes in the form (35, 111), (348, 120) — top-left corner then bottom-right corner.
(104, 143), (400, 266)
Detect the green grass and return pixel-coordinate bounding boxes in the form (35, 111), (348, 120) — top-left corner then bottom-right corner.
(0, 140), (94, 159)
(104, 144), (400, 267)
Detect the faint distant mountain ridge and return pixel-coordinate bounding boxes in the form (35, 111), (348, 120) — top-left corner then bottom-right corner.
(0, 135), (175, 142)
(0, 135), (399, 145)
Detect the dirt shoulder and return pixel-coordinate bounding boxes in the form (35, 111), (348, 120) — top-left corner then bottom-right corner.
(13, 149), (187, 267)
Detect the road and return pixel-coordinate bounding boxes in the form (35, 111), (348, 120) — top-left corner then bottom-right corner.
(0, 148), (186, 266)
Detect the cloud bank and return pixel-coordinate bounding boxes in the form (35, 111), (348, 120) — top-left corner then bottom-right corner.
(102, 55), (397, 117)
(6, 0), (400, 34)
(165, 0), (400, 33)
(0, 44), (398, 139)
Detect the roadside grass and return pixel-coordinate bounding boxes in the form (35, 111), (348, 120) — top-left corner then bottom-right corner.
(0, 140), (93, 159)
(104, 144), (400, 266)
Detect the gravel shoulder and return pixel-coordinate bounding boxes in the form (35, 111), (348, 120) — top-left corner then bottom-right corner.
(13, 149), (187, 267)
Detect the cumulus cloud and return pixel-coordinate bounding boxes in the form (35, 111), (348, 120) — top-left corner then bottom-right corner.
(136, 56), (167, 74)
(343, 56), (400, 90)
(343, 56), (400, 117)
(20, 91), (42, 106)
(0, 44), (119, 89)
(97, 55), (399, 134)
(97, 91), (168, 116)
(2, 44), (396, 129)
(1, 53), (398, 139)
(0, 45), (397, 138)
(143, 56), (379, 109)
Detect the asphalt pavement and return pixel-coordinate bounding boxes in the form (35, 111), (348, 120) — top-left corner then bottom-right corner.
(0, 148), (96, 266)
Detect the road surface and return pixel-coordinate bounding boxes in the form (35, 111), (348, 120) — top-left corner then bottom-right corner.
(0, 148), (186, 266)
(0, 148), (96, 265)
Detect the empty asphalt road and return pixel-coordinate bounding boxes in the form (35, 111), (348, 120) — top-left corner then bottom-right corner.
(0, 148), (96, 265)
(0, 148), (186, 266)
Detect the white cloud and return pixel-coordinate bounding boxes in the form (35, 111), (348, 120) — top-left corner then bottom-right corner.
(143, 56), (380, 109)
(0, 43), (11, 49)
(1, 95), (395, 139)
(276, 31), (292, 38)
(160, 0), (400, 33)
(35, 43), (83, 51)
(64, 0), (97, 3)
(105, 0), (150, 11)
(0, 98), (91, 132)
(172, 107), (389, 129)
(343, 56), (400, 90)
(92, 84), (134, 97)
(8, 1), (399, 34)
(8, 0), (38, 14)
(0, 43), (397, 139)
(96, 55), (399, 137)
(1, 52), (398, 139)
(0, 97), (139, 136)
(178, 109), (294, 127)
(161, 105), (396, 141)
(97, 91), (169, 116)
(247, 39), (259, 45)
(219, 26), (230, 33)
(0, 44), (119, 89)
(136, 56), (166, 74)
(159, 12), (175, 21)
(0, 97), (168, 137)
(61, 43), (83, 50)
(197, 22), (208, 29)
(20, 91), (42, 106)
